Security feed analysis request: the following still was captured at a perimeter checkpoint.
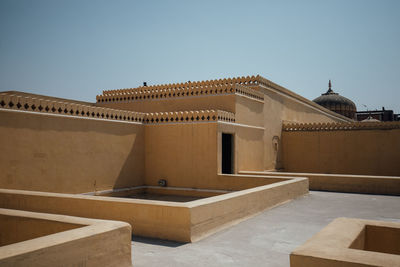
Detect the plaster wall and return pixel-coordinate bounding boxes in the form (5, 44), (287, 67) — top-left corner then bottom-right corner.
(234, 94), (264, 127)
(260, 87), (350, 171)
(145, 121), (266, 188)
(97, 94), (236, 113)
(0, 110), (145, 193)
(290, 217), (400, 267)
(144, 123), (218, 188)
(190, 176), (309, 242)
(0, 189), (191, 242)
(0, 214), (81, 246)
(0, 176), (307, 242)
(282, 129), (400, 176)
(218, 123), (265, 174)
(0, 209), (132, 267)
(239, 171), (400, 196)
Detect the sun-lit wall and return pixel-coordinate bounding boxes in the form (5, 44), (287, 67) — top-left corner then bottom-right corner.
(281, 122), (400, 176)
(0, 109), (145, 193)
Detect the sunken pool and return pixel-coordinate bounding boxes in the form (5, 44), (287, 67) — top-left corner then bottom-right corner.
(85, 186), (231, 202)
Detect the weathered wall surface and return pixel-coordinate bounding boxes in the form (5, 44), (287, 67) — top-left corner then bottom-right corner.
(190, 177), (308, 242)
(145, 123), (218, 188)
(0, 189), (191, 242)
(290, 218), (400, 267)
(218, 123), (265, 174)
(282, 128), (400, 176)
(239, 171), (400, 195)
(0, 214), (81, 246)
(97, 94), (236, 113)
(260, 87), (350, 171)
(0, 110), (145, 193)
(0, 209), (132, 267)
(0, 176), (307, 243)
(234, 94), (264, 127)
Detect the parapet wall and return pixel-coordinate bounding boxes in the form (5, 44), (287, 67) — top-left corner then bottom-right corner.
(0, 92), (242, 193)
(143, 109), (235, 124)
(0, 107), (145, 193)
(282, 122), (400, 176)
(97, 83), (263, 103)
(0, 208), (132, 267)
(145, 122), (218, 188)
(0, 92), (145, 123)
(96, 83), (264, 117)
(100, 75), (260, 96)
(283, 121), (400, 131)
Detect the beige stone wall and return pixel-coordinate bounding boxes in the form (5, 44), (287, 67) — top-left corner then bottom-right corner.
(0, 189), (192, 242)
(97, 94), (236, 113)
(0, 214), (81, 246)
(189, 177), (309, 242)
(290, 217), (400, 267)
(260, 87), (350, 171)
(145, 121), (266, 188)
(0, 209), (132, 267)
(0, 176), (307, 243)
(282, 128), (400, 176)
(218, 123), (265, 174)
(239, 171), (400, 195)
(145, 123), (218, 188)
(234, 94), (264, 127)
(0, 110), (145, 193)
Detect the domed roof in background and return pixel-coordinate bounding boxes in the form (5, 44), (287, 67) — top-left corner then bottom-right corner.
(313, 80), (356, 119)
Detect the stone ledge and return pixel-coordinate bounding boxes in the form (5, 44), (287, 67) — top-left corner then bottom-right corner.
(290, 217), (400, 267)
(0, 208), (132, 267)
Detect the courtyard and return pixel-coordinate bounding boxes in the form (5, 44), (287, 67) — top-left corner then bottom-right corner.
(132, 191), (400, 267)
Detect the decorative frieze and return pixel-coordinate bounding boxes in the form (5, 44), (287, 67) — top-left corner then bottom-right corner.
(235, 84), (264, 101)
(0, 93), (145, 123)
(283, 121), (400, 131)
(96, 83), (264, 104)
(0, 93), (235, 125)
(143, 110), (235, 124)
(101, 75), (259, 96)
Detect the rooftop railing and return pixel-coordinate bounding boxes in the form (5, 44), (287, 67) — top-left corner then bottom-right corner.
(0, 93), (145, 123)
(96, 83), (264, 103)
(0, 92), (235, 125)
(283, 121), (400, 131)
(101, 75), (259, 95)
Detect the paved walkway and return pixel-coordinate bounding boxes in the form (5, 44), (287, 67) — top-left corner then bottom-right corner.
(131, 191), (400, 267)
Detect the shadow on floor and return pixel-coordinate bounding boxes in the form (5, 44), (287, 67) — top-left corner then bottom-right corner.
(132, 235), (187, 248)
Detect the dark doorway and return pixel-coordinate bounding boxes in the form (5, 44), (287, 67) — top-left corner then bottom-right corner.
(222, 133), (233, 174)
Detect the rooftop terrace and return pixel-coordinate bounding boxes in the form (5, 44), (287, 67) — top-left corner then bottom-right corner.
(131, 191), (400, 267)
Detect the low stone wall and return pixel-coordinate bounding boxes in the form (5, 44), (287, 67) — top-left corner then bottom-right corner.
(282, 122), (400, 176)
(290, 217), (400, 267)
(0, 208), (132, 267)
(0, 108), (145, 193)
(0, 176), (308, 242)
(0, 188), (191, 242)
(189, 176), (309, 241)
(239, 171), (400, 195)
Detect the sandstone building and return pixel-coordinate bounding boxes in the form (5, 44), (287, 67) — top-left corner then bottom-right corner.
(0, 75), (399, 266)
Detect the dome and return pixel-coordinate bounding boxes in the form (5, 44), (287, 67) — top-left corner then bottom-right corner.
(313, 80), (356, 119)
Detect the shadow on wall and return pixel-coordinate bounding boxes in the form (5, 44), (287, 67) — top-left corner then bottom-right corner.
(0, 112), (139, 136)
(0, 111), (145, 193)
(113, 131), (145, 190)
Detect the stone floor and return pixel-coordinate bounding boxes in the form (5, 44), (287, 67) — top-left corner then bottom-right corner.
(131, 191), (400, 267)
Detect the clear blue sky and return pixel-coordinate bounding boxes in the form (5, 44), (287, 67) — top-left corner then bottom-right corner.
(1, 0), (399, 112)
